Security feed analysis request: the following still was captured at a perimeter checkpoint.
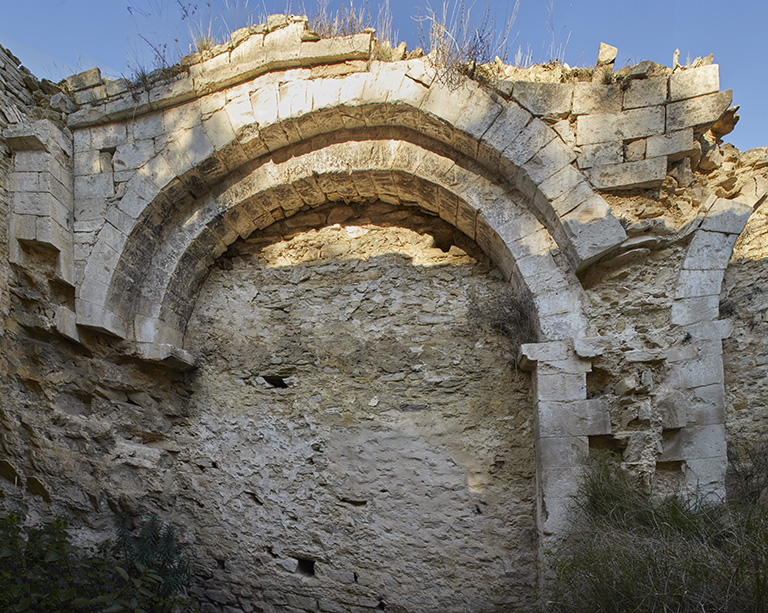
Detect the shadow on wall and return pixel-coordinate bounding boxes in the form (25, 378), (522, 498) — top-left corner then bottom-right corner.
(722, 198), (768, 447)
(176, 202), (539, 611)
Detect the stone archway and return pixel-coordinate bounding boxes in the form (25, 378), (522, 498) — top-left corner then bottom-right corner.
(72, 54), (626, 349)
(65, 49), (615, 581)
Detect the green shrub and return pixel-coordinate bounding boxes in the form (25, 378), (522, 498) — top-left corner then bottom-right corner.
(548, 453), (768, 612)
(0, 512), (191, 612)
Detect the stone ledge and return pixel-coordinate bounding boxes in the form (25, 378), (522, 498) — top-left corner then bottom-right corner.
(4, 119), (73, 156)
(138, 343), (196, 371)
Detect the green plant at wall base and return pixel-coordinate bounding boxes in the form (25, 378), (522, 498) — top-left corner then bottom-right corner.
(548, 452), (768, 612)
(0, 512), (191, 612)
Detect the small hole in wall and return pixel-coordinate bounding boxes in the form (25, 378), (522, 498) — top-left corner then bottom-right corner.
(586, 368), (611, 399)
(296, 557), (315, 576)
(588, 435), (626, 455)
(377, 601), (386, 610)
(264, 376), (289, 388)
(656, 461), (684, 473)
(217, 558), (226, 570)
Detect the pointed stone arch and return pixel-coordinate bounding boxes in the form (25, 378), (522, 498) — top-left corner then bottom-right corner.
(124, 137), (590, 352)
(75, 60), (625, 353)
(67, 57), (623, 554)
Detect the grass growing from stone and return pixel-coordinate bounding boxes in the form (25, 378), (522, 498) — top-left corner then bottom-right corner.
(549, 452), (768, 612)
(128, 0), (520, 86)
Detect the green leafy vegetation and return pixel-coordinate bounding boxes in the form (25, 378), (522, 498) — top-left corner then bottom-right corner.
(549, 452), (768, 612)
(0, 513), (191, 612)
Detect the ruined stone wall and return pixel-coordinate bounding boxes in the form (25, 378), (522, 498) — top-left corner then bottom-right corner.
(722, 178), (768, 447)
(1, 17), (768, 613)
(0, 44), (35, 324)
(179, 204), (536, 610)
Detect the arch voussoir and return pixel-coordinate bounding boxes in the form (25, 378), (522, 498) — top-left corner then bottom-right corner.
(118, 137), (587, 352)
(77, 60), (623, 348)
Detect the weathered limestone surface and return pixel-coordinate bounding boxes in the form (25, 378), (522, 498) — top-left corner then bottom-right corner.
(0, 17), (766, 612)
(180, 209), (537, 611)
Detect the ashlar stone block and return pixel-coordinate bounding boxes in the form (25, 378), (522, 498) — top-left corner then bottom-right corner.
(684, 457), (726, 501)
(623, 76), (667, 109)
(512, 82), (573, 117)
(588, 156), (667, 190)
(682, 230), (738, 270)
(576, 106), (665, 145)
(562, 195), (627, 267)
(666, 90), (732, 131)
(479, 104), (531, 168)
(674, 268), (726, 298)
(646, 128), (697, 160)
(298, 32), (372, 64)
(669, 64), (719, 101)
(503, 117), (556, 166)
(670, 295), (720, 326)
(701, 197), (752, 235)
(577, 142), (623, 169)
(572, 83), (621, 115)
(537, 164), (583, 202)
(522, 136), (576, 184)
(536, 399), (611, 438)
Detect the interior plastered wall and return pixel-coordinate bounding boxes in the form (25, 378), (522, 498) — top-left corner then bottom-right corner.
(1, 16), (767, 611)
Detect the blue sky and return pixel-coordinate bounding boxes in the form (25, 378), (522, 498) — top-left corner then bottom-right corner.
(1, 0), (765, 151)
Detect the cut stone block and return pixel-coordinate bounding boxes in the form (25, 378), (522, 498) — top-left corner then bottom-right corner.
(646, 128), (697, 160)
(624, 138), (646, 162)
(502, 118), (556, 166)
(576, 106), (665, 145)
(65, 67), (102, 92)
(512, 82), (573, 117)
(138, 342), (196, 370)
(623, 77), (667, 109)
(666, 90), (732, 131)
(536, 434), (589, 464)
(701, 197), (752, 235)
(522, 137), (576, 184)
(682, 231), (738, 270)
(572, 83), (621, 115)
(670, 296), (720, 325)
(597, 42), (618, 65)
(561, 196), (627, 268)
(519, 341), (571, 366)
(684, 457), (726, 501)
(577, 142), (623, 169)
(675, 268), (725, 298)
(588, 156), (667, 190)
(669, 64), (719, 101)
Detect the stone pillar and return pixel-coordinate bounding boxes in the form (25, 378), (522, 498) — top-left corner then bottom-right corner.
(520, 338), (610, 558)
(5, 119), (75, 285)
(5, 119), (78, 340)
(662, 197), (753, 499)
